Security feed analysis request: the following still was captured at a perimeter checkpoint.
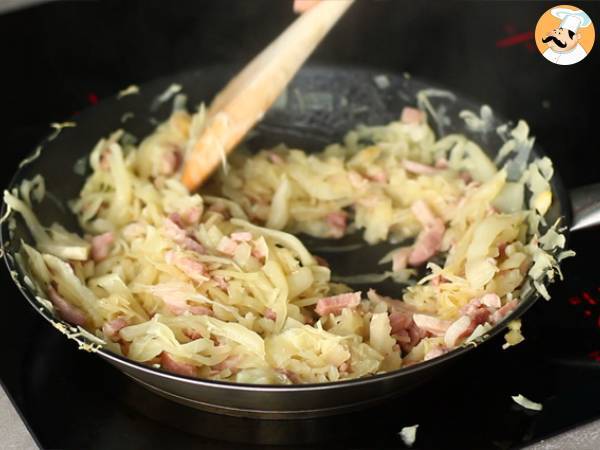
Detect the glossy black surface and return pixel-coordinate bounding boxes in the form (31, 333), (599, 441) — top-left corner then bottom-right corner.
(1, 0), (599, 448)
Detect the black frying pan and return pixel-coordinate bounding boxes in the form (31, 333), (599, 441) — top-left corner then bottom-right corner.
(2, 65), (599, 419)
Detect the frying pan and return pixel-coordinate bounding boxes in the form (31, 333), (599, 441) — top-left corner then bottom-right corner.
(2, 65), (599, 419)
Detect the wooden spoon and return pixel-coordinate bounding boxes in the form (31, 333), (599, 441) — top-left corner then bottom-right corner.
(182, 0), (355, 191)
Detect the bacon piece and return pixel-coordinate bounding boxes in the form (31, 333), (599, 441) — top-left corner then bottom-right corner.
(403, 159), (438, 175)
(181, 206), (202, 226)
(99, 148), (112, 170)
(102, 317), (128, 341)
(392, 247), (411, 272)
(267, 152), (284, 164)
(211, 355), (241, 374)
(165, 251), (208, 283)
(412, 314), (451, 336)
(190, 305), (213, 316)
(401, 106), (425, 124)
(435, 158), (449, 169)
(326, 212), (347, 239)
(264, 308), (277, 321)
(163, 218), (204, 253)
(491, 299), (518, 323)
(47, 285), (87, 326)
(183, 328), (204, 340)
(444, 316), (473, 347)
(213, 275), (229, 290)
(160, 352), (196, 377)
(217, 236), (238, 256)
(389, 311), (413, 335)
(231, 231), (253, 242)
(315, 292), (361, 316)
(91, 232), (114, 262)
(365, 169), (387, 183)
(160, 148), (182, 176)
(408, 200), (445, 266)
(314, 255), (329, 267)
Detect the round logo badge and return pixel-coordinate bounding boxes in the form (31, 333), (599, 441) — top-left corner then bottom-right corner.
(535, 5), (595, 65)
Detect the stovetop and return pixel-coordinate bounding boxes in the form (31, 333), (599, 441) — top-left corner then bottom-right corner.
(1, 1), (599, 449)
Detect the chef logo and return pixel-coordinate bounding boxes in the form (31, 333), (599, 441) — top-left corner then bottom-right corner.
(535, 5), (595, 65)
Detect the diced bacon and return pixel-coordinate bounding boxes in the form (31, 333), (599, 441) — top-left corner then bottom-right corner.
(424, 346), (447, 361)
(251, 245), (267, 261)
(366, 169), (387, 183)
(401, 106), (425, 124)
(389, 311), (413, 335)
(498, 243), (508, 259)
(412, 314), (451, 336)
(160, 352), (196, 377)
(181, 206), (202, 226)
(267, 152), (284, 164)
(491, 299), (518, 323)
(149, 284), (206, 316)
(163, 218), (204, 253)
(213, 275), (228, 290)
(99, 148), (111, 170)
(168, 213), (184, 228)
(326, 211), (347, 238)
(217, 236), (238, 256)
(264, 308), (277, 321)
(47, 285), (87, 326)
(211, 355), (241, 374)
(435, 158), (449, 169)
(444, 315), (474, 347)
(183, 328), (203, 340)
(231, 231), (253, 242)
(165, 251), (208, 283)
(189, 306), (213, 316)
(408, 200), (445, 266)
(182, 236), (204, 253)
(102, 317), (128, 341)
(459, 171), (472, 184)
(91, 231), (114, 262)
(315, 292), (361, 316)
(480, 293), (501, 309)
(403, 159), (438, 175)
(163, 217), (187, 241)
(160, 148), (182, 176)
(392, 247), (411, 272)
(314, 255), (329, 267)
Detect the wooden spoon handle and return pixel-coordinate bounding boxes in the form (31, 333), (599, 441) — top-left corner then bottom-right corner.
(182, 0), (354, 191)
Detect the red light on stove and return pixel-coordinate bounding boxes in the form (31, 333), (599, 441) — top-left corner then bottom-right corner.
(568, 296), (582, 305)
(87, 92), (99, 105)
(582, 292), (598, 305)
(584, 310), (592, 318)
(589, 351), (600, 362)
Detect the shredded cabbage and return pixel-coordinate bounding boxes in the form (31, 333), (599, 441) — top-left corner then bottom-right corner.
(6, 100), (571, 384)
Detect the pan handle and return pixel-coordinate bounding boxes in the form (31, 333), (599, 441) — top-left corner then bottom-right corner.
(570, 183), (600, 231)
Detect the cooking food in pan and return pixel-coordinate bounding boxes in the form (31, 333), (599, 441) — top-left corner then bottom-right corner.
(3, 95), (570, 384)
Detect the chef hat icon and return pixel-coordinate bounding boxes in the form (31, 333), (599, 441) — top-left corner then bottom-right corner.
(551, 7), (592, 33)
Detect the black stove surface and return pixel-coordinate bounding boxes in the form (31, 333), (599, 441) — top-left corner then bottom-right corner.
(1, 1), (599, 449)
